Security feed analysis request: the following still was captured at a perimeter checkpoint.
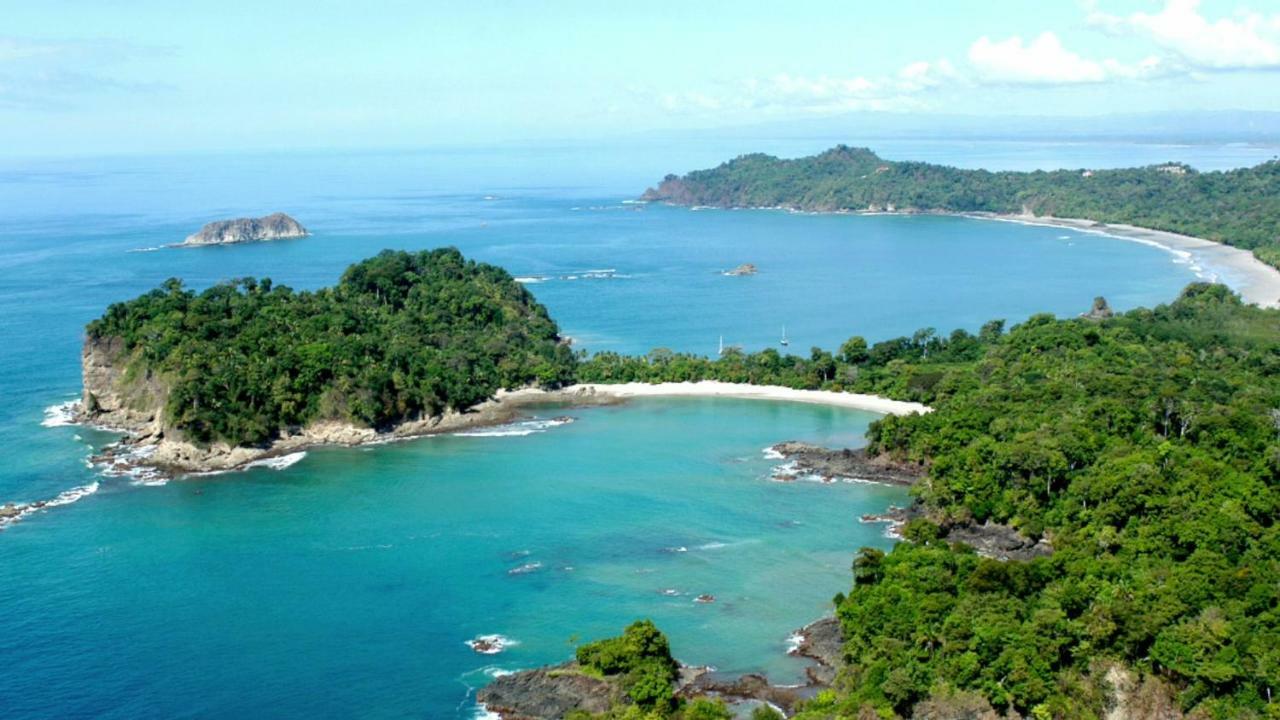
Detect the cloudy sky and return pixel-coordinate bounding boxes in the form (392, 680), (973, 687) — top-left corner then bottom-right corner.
(4, 0), (1280, 155)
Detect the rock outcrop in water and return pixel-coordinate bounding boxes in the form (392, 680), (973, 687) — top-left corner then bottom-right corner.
(769, 441), (924, 485)
(724, 263), (758, 276)
(183, 212), (307, 245)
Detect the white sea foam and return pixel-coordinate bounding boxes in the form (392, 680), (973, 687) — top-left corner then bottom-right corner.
(47, 481), (100, 507)
(660, 546), (688, 554)
(761, 446), (784, 460)
(785, 632), (805, 655)
(243, 451), (307, 471)
(453, 417), (573, 438)
(473, 705), (502, 720)
(507, 561), (542, 575)
(466, 634), (519, 654)
(1, 481), (100, 529)
(127, 245), (167, 253)
(513, 276), (546, 284)
(483, 666), (516, 679)
(88, 443), (170, 486)
(695, 539), (759, 551)
(41, 400), (80, 427)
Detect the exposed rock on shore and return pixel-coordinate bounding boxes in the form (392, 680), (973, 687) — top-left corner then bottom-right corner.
(477, 663), (621, 719)
(861, 503), (1052, 561)
(769, 441), (925, 485)
(946, 521), (1052, 561)
(789, 617), (844, 686)
(183, 212), (307, 245)
(678, 673), (808, 715)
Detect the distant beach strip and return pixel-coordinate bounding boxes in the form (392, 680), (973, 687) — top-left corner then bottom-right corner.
(966, 213), (1280, 309)
(500, 381), (932, 416)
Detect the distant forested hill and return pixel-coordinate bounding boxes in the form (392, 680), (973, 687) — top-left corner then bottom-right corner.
(642, 146), (1280, 268)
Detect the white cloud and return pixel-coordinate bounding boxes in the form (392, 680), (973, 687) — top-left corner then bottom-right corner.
(969, 32), (1112, 84)
(1088, 0), (1280, 70)
(896, 59), (961, 92)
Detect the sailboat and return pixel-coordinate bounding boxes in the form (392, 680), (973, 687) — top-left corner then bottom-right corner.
(718, 335), (725, 356)
(780, 326), (790, 347)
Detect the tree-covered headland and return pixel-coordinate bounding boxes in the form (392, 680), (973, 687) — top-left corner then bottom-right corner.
(86, 248), (576, 446)
(580, 285), (1280, 719)
(642, 146), (1280, 269)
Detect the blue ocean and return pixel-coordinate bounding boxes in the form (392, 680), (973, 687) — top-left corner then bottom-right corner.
(0, 139), (1273, 718)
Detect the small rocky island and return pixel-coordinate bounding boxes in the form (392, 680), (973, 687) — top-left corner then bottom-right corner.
(183, 212), (308, 245)
(723, 263), (757, 276)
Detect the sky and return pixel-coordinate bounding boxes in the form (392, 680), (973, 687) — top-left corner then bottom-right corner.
(3, 0), (1280, 156)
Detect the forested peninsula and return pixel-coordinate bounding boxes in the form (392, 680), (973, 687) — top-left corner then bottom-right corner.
(641, 146), (1280, 269)
(503, 286), (1280, 720)
(76, 246), (1280, 717)
(78, 248), (576, 470)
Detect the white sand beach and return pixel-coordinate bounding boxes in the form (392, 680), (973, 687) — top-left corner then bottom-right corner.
(969, 213), (1280, 309)
(502, 381), (931, 416)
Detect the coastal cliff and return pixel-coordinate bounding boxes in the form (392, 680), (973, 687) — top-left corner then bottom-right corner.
(80, 335), (167, 434)
(183, 212), (308, 245)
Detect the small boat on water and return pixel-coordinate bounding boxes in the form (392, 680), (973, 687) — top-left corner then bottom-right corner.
(780, 326), (789, 347)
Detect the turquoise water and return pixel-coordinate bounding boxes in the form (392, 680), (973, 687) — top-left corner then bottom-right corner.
(0, 141), (1247, 718)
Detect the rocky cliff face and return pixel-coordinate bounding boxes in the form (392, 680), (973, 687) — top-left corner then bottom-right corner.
(79, 335), (168, 435)
(640, 175), (698, 205)
(183, 212), (308, 245)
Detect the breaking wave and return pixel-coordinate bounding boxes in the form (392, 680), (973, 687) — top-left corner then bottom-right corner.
(453, 417), (573, 438)
(41, 400), (80, 427)
(243, 452), (307, 471)
(1, 481), (100, 530)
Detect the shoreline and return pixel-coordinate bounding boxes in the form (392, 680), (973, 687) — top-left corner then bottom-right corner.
(658, 201), (1280, 309)
(962, 212), (1280, 309)
(64, 382), (926, 478)
(506, 382), (932, 417)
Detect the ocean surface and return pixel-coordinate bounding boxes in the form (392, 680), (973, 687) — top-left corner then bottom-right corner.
(0, 139), (1272, 718)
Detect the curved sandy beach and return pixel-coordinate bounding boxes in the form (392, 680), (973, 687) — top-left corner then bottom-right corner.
(502, 381), (932, 416)
(967, 213), (1280, 309)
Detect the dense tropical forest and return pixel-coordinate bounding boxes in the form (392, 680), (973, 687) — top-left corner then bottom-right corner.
(573, 285), (1280, 719)
(86, 248), (576, 446)
(641, 146), (1280, 268)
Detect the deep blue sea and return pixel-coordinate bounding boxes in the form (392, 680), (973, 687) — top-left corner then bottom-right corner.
(1, 139), (1275, 718)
